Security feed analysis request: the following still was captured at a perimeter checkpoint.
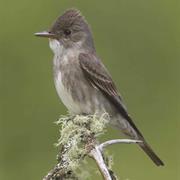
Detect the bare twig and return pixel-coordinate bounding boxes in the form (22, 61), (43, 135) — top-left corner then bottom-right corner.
(99, 139), (142, 152)
(89, 139), (141, 180)
(89, 145), (113, 180)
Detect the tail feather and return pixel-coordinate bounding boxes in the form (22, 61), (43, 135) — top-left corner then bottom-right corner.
(138, 141), (164, 166)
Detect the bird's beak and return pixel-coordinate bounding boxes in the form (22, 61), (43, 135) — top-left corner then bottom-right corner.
(34, 31), (57, 39)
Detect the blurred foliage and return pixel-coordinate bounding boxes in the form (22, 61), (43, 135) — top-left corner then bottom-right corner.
(0, 0), (179, 179)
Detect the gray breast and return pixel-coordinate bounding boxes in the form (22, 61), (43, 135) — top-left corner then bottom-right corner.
(54, 56), (113, 115)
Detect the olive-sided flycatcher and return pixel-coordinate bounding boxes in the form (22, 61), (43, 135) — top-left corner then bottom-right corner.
(35, 9), (164, 166)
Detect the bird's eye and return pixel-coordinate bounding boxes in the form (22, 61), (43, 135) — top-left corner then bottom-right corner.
(64, 29), (71, 36)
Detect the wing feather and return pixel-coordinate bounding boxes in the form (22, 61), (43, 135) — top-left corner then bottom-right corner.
(79, 53), (119, 98)
(79, 53), (143, 138)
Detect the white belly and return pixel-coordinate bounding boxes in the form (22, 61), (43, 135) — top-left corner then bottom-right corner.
(55, 71), (82, 114)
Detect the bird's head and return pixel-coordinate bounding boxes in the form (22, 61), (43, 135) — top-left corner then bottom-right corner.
(35, 9), (95, 52)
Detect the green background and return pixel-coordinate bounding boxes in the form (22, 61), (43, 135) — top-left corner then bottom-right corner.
(0, 0), (179, 179)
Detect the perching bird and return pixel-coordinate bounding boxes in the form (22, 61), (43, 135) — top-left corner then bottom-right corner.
(35, 9), (164, 166)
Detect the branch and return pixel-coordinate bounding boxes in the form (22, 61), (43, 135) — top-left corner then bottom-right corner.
(90, 146), (112, 180)
(89, 139), (141, 180)
(43, 114), (141, 180)
(99, 139), (141, 152)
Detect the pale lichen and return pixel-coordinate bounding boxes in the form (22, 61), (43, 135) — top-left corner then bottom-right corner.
(55, 112), (109, 177)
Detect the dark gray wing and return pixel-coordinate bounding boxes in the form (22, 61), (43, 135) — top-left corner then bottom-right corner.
(79, 53), (143, 137)
(80, 53), (164, 166)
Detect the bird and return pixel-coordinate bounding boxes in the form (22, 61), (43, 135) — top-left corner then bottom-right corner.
(35, 8), (164, 166)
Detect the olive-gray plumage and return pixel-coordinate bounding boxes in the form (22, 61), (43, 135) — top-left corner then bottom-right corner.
(35, 9), (164, 166)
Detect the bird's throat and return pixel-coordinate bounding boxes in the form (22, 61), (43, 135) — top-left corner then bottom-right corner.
(49, 39), (64, 57)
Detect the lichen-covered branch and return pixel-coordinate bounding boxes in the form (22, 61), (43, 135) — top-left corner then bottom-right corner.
(43, 114), (141, 180)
